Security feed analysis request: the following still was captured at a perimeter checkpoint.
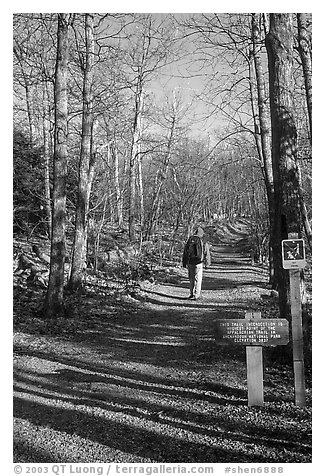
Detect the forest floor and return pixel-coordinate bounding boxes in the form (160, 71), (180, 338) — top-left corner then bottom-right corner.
(13, 220), (312, 464)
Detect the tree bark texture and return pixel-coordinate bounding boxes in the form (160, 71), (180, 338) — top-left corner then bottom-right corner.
(129, 81), (143, 242)
(42, 84), (52, 239)
(110, 142), (123, 227)
(251, 13), (276, 285)
(137, 149), (144, 235)
(43, 13), (70, 317)
(266, 13), (302, 318)
(297, 13), (312, 141)
(251, 14), (274, 201)
(69, 14), (96, 290)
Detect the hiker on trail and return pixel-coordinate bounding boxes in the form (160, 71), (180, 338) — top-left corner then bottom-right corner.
(182, 226), (211, 300)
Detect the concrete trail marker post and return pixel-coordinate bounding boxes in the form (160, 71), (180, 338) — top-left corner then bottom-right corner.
(216, 312), (289, 406)
(282, 233), (307, 407)
(245, 312), (264, 407)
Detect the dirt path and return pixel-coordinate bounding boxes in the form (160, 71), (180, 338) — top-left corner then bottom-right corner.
(13, 223), (312, 463)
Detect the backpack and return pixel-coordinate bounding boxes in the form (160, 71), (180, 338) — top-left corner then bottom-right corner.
(186, 235), (204, 265)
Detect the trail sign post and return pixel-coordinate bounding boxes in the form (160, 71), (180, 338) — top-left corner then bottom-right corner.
(282, 238), (306, 270)
(283, 233), (306, 407)
(245, 312), (264, 406)
(216, 315), (289, 346)
(216, 312), (289, 406)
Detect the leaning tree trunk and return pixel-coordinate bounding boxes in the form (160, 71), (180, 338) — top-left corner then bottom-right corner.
(266, 13), (303, 319)
(42, 13), (70, 318)
(69, 14), (96, 290)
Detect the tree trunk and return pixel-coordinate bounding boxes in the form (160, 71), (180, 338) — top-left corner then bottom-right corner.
(129, 81), (143, 241)
(94, 195), (108, 272)
(297, 160), (312, 250)
(137, 149), (144, 240)
(42, 85), (52, 239)
(69, 14), (96, 290)
(266, 13), (302, 319)
(111, 142), (123, 227)
(42, 13), (70, 318)
(251, 13), (276, 285)
(297, 13), (312, 141)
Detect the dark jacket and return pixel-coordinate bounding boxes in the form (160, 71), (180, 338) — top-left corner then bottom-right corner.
(182, 227), (211, 267)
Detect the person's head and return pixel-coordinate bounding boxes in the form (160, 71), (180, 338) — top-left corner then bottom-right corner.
(195, 226), (204, 237)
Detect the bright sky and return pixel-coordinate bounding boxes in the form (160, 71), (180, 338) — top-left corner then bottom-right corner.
(144, 14), (230, 141)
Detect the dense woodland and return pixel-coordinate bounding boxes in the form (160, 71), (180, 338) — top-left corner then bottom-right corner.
(13, 13), (312, 321)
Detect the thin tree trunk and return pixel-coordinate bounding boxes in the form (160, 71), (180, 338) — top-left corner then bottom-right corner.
(251, 14), (274, 200)
(94, 195), (108, 272)
(296, 161), (312, 250)
(136, 100), (144, 238)
(25, 80), (34, 144)
(120, 149), (128, 226)
(111, 142), (123, 227)
(42, 85), (52, 238)
(137, 150), (144, 240)
(251, 13), (276, 285)
(69, 14), (95, 290)
(297, 13), (312, 141)
(129, 81), (143, 241)
(43, 13), (70, 318)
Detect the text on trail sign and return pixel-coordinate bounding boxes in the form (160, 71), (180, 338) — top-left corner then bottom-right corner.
(282, 238), (306, 269)
(216, 319), (289, 346)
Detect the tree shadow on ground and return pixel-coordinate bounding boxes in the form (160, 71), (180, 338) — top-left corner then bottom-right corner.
(14, 394), (275, 463)
(13, 350), (311, 463)
(13, 439), (60, 464)
(13, 222), (312, 463)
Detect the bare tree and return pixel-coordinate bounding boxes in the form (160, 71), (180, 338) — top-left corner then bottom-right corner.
(13, 14), (57, 238)
(123, 14), (176, 241)
(144, 93), (182, 240)
(42, 14), (72, 317)
(69, 14), (97, 290)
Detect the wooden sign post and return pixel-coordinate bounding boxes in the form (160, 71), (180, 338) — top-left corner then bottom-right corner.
(245, 312), (264, 406)
(282, 233), (306, 408)
(246, 346), (264, 406)
(289, 269), (306, 407)
(216, 312), (289, 406)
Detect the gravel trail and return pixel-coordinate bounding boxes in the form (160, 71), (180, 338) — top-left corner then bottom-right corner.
(13, 223), (312, 463)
